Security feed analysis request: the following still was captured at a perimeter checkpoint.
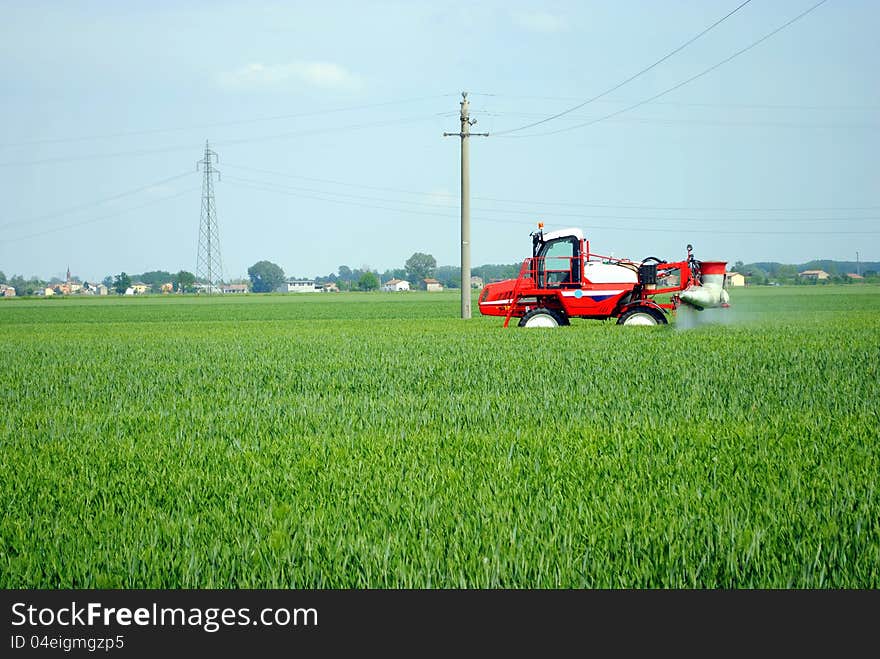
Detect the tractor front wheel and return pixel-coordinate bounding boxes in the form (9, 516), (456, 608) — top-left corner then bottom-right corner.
(518, 308), (569, 328)
(617, 307), (667, 326)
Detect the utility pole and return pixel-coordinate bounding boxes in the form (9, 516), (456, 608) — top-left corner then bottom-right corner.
(856, 251), (860, 276)
(445, 92), (488, 319)
(196, 141), (223, 293)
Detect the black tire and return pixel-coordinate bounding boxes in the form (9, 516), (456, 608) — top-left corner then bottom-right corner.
(518, 308), (569, 328)
(616, 306), (667, 326)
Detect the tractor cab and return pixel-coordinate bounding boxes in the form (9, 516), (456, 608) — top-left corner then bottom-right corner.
(531, 227), (583, 289)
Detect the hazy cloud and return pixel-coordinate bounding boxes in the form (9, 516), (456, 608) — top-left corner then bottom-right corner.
(512, 11), (567, 33)
(217, 61), (363, 91)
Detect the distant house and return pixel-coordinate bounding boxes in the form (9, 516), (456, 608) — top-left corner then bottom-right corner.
(48, 267), (82, 295)
(846, 273), (864, 281)
(95, 284), (108, 296)
(193, 283), (222, 294)
(279, 279), (319, 293)
(726, 272), (745, 287)
(43, 287), (56, 297)
(0, 284), (14, 297)
(798, 269), (830, 281)
(470, 276), (484, 289)
(221, 283), (249, 294)
(381, 278), (410, 292)
(130, 282), (149, 295)
(161, 282), (175, 294)
(124, 287), (135, 296)
(424, 278), (443, 292)
(321, 282), (340, 293)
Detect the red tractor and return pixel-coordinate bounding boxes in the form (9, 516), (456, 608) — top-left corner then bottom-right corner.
(478, 224), (729, 327)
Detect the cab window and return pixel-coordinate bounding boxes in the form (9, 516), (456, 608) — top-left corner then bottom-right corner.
(540, 238), (579, 286)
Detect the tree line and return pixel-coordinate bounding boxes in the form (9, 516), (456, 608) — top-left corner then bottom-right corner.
(0, 250), (522, 297)
(8, 256), (871, 297)
(0, 269), (208, 296)
(731, 260), (880, 285)
(247, 253), (524, 293)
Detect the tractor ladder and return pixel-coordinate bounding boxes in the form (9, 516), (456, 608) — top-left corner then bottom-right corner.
(502, 259), (533, 328)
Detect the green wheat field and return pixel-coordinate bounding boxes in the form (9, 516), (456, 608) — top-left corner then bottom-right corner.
(1, 285), (878, 587)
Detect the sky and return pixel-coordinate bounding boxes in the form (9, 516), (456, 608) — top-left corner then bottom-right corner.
(1, 0), (878, 283)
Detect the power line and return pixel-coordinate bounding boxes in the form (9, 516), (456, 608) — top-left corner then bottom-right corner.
(501, 0), (830, 138)
(0, 143), (203, 169)
(464, 110), (879, 131)
(215, 115), (437, 147)
(0, 171), (195, 231)
(223, 162), (880, 213)
(225, 175), (880, 235)
(1, 187), (198, 243)
(476, 197), (880, 213)
(224, 174), (424, 206)
(224, 173), (879, 223)
(0, 94), (455, 149)
(224, 163), (431, 196)
(224, 178), (539, 228)
(471, 94), (879, 113)
(492, 0), (754, 136)
(0, 115), (440, 168)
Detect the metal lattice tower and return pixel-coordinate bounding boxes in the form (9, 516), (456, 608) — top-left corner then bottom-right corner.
(196, 141), (223, 292)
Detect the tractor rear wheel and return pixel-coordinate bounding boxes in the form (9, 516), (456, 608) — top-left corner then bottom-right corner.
(518, 308), (568, 328)
(617, 306), (667, 326)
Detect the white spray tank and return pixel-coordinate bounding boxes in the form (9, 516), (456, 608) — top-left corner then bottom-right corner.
(679, 260), (730, 309)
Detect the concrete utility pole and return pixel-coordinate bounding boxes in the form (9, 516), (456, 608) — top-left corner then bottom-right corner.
(445, 92), (488, 319)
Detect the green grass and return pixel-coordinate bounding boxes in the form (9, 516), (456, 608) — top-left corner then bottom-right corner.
(1, 286), (878, 587)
